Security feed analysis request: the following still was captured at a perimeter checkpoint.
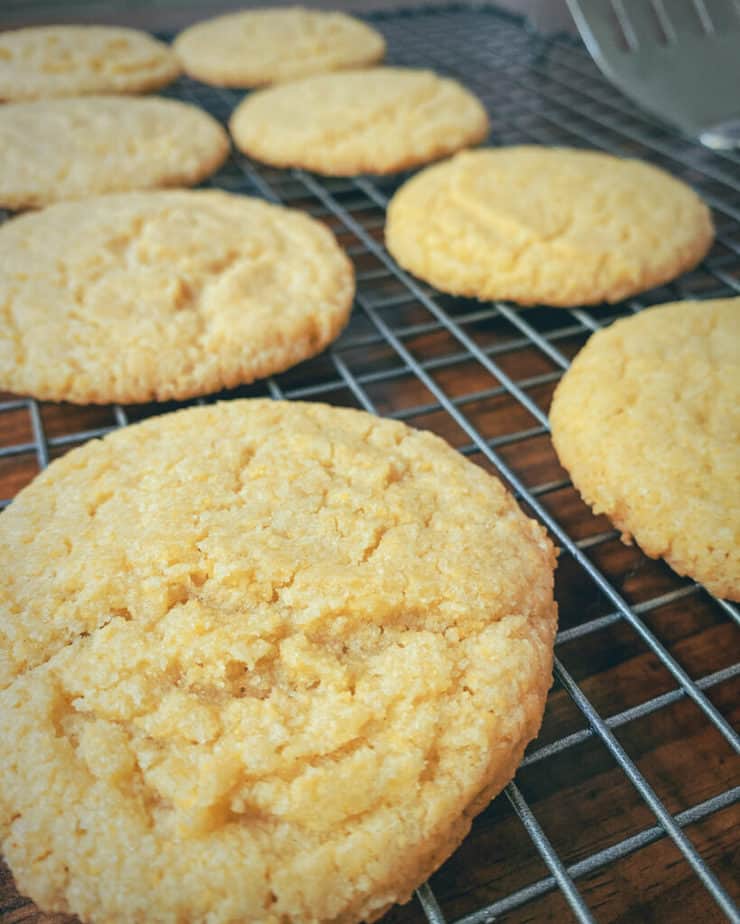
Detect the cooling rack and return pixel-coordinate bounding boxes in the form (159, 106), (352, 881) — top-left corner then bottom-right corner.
(1, 4), (739, 923)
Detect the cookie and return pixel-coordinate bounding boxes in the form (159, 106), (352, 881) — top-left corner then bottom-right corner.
(550, 298), (739, 600)
(0, 25), (180, 101)
(386, 146), (714, 306)
(174, 7), (385, 87)
(0, 399), (557, 924)
(229, 67), (489, 175)
(0, 96), (229, 210)
(0, 191), (354, 404)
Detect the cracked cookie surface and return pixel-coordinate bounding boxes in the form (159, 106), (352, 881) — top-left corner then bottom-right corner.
(0, 96), (229, 210)
(550, 298), (740, 599)
(0, 191), (354, 403)
(174, 7), (385, 87)
(229, 67), (489, 175)
(0, 25), (180, 101)
(385, 147), (714, 306)
(0, 399), (557, 924)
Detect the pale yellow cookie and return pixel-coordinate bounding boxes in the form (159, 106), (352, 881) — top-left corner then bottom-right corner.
(386, 146), (714, 306)
(230, 67), (489, 175)
(0, 399), (557, 924)
(0, 191), (354, 404)
(174, 7), (385, 87)
(0, 96), (229, 210)
(550, 298), (740, 600)
(0, 25), (180, 101)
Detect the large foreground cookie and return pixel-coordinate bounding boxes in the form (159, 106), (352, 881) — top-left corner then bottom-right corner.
(174, 7), (385, 87)
(550, 298), (739, 600)
(0, 400), (557, 924)
(230, 67), (489, 175)
(0, 96), (229, 210)
(386, 147), (714, 306)
(0, 25), (180, 101)
(0, 191), (354, 403)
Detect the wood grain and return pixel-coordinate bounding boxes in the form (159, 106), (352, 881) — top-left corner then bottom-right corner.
(2, 308), (738, 922)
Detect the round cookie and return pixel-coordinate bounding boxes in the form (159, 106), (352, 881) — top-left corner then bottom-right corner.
(229, 67), (489, 176)
(386, 146), (714, 306)
(0, 191), (354, 404)
(0, 96), (229, 210)
(550, 298), (740, 600)
(174, 7), (385, 87)
(0, 400), (557, 924)
(0, 25), (180, 101)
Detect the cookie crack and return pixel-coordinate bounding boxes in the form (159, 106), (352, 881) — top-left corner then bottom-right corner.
(274, 77), (444, 152)
(3, 597), (156, 692)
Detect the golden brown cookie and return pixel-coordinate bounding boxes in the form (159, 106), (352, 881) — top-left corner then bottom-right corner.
(550, 298), (739, 599)
(0, 191), (354, 403)
(0, 25), (180, 101)
(174, 7), (385, 87)
(0, 399), (557, 924)
(229, 67), (489, 175)
(0, 96), (229, 210)
(386, 147), (714, 306)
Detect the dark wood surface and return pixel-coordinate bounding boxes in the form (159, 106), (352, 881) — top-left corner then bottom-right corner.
(0, 3), (738, 923)
(2, 324), (738, 923)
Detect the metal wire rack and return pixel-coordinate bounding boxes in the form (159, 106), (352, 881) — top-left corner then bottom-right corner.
(0, 4), (739, 923)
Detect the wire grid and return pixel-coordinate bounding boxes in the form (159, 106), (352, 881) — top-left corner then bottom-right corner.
(0, 4), (739, 923)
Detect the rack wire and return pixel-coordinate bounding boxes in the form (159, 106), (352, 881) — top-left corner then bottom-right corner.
(0, 4), (738, 923)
